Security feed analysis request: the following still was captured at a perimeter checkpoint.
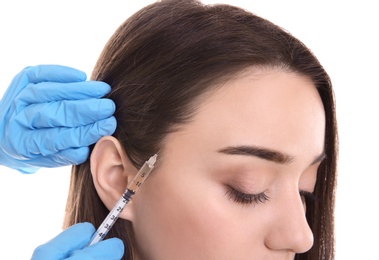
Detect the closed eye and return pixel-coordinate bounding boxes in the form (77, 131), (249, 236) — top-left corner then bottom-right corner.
(226, 186), (270, 205)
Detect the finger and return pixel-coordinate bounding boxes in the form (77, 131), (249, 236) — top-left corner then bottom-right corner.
(16, 81), (111, 105)
(24, 65), (87, 83)
(31, 223), (94, 260)
(19, 117), (116, 157)
(67, 238), (124, 260)
(23, 147), (90, 168)
(16, 99), (115, 128)
(1, 65), (88, 110)
(52, 147), (90, 165)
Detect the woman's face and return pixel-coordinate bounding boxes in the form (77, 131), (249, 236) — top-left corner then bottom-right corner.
(131, 68), (325, 259)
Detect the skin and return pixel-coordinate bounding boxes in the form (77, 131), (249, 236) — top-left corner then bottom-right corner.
(93, 67), (326, 259)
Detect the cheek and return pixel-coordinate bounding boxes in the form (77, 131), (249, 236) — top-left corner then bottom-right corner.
(132, 169), (226, 256)
(131, 167), (268, 258)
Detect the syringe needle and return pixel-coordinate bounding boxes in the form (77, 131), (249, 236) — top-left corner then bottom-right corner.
(87, 154), (157, 246)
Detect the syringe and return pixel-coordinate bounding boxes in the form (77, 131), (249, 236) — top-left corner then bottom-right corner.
(87, 154), (158, 246)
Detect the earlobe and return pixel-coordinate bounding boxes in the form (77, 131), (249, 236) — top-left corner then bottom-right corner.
(90, 136), (137, 222)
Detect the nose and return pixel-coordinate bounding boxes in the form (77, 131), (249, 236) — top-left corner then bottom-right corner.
(264, 190), (314, 253)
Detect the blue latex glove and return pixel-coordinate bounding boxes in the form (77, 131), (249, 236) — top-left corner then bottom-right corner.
(31, 222), (124, 260)
(0, 65), (116, 173)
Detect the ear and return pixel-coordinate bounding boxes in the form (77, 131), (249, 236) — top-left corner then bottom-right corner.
(90, 136), (138, 222)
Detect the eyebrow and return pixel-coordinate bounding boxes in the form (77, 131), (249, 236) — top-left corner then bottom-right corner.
(218, 145), (326, 165)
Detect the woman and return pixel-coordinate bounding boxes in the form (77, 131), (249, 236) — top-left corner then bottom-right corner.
(64, 0), (338, 259)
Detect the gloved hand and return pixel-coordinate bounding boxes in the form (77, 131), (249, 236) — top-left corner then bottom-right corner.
(0, 65), (116, 173)
(31, 222), (124, 260)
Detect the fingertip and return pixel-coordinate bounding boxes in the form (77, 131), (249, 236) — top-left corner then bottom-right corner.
(106, 237), (125, 256)
(58, 65), (87, 81)
(64, 222), (95, 244)
(58, 66), (86, 81)
(17, 166), (39, 174)
(68, 237), (124, 259)
(90, 238), (124, 258)
(101, 116), (117, 136)
(66, 222), (95, 236)
(73, 222), (96, 234)
(73, 147), (90, 164)
(100, 81), (112, 94)
(75, 71), (87, 81)
(86, 81), (112, 97)
(99, 98), (116, 116)
(88, 117), (117, 142)
(57, 147), (90, 165)
(39, 65), (88, 82)
(22, 65), (88, 83)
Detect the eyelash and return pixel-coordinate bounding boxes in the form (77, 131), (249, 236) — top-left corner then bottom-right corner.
(226, 187), (270, 205)
(226, 187), (317, 205)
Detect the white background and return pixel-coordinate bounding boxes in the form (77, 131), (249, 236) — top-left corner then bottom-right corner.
(0, 1), (378, 259)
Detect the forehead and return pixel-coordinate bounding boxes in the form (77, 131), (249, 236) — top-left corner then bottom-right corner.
(173, 67), (325, 163)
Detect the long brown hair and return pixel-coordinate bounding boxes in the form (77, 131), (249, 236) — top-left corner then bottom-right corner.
(64, 1), (338, 259)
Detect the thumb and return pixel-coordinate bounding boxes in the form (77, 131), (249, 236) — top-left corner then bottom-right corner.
(67, 238), (124, 260)
(31, 223), (94, 260)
